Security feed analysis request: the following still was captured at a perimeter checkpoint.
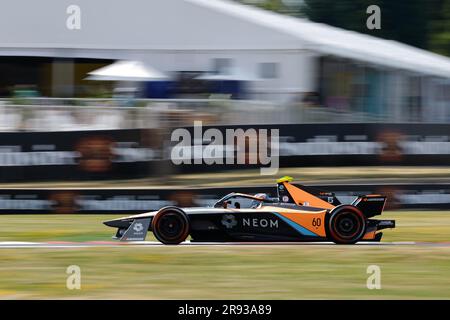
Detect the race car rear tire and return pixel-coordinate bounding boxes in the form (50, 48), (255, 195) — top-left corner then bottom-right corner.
(327, 205), (366, 244)
(152, 207), (190, 245)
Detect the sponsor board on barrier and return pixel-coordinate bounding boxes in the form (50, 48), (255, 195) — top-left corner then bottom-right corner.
(2, 124), (450, 181)
(0, 129), (161, 181)
(0, 184), (449, 214)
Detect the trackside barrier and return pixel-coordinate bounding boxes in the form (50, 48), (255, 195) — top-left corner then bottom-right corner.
(0, 184), (449, 214)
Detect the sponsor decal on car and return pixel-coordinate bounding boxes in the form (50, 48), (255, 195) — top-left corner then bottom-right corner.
(221, 214), (237, 229)
(243, 218), (279, 229)
(133, 222), (144, 233)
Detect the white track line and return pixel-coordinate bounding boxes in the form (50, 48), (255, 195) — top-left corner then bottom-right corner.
(0, 241), (418, 248)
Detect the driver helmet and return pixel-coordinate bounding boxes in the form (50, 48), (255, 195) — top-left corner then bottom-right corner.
(251, 193), (268, 208)
(254, 193), (269, 200)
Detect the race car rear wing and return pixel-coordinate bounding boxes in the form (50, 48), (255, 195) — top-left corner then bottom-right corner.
(352, 195), (387, 218)
(276, 176), (339, 209)
(276, 177), (387, 218)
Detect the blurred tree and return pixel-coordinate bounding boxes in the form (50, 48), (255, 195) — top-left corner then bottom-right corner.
(302, 0), (431, 50)
(238, 0), (302, 15)
(429, 0), (450, 56)
(235, 0), (450, 57)
(259, 0), (285, 11)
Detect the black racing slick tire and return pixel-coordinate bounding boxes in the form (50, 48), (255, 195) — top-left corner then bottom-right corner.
(151, 207), (190, 245)
(327, 205), (366, 244)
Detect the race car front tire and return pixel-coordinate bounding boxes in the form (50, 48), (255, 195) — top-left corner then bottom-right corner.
(327, 205), (366, 244)
(151, 207), (190, 245)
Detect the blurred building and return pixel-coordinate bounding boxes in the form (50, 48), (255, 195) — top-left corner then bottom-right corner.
(1, 0), (450, 121)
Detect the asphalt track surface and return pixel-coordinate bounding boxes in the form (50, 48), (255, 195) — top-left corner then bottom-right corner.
(1, 240), (446, 248)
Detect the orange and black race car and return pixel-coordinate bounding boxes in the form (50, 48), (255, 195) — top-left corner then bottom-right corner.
(104, 177), (395, 244)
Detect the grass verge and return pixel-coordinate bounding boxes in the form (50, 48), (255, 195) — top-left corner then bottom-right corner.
(0, 211), (448, 299)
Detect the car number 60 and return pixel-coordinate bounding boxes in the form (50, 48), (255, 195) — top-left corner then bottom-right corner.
(312, 217), (322, 227)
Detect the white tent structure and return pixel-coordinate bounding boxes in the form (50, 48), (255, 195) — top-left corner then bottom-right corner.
(190, 0), (450, 78)
(2, 0), (450, 77)
(1, 0), (450, 120)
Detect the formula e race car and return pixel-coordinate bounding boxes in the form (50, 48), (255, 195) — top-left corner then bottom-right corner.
(103, 177), (395, 244)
